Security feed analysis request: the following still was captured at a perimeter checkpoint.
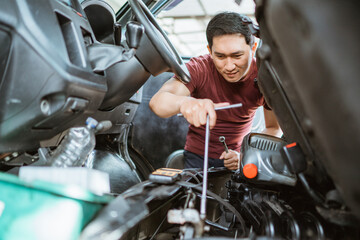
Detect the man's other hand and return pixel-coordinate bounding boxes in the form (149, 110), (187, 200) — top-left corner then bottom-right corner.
(220, 150), (240, 170)
(179, 98), (229, 129)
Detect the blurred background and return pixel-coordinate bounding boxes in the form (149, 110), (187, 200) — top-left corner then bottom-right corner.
(156, 0), (256, 57)
(106, 0), (256, 57)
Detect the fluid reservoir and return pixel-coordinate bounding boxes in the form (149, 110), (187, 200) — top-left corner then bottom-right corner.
(238, 133), (296, 186)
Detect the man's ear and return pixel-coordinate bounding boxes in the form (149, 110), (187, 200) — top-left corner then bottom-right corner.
(251, 42), (258, 58)
(207, 45), (211, 54)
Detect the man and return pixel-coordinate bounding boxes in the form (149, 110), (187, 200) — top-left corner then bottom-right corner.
(149, 12), (281, 170)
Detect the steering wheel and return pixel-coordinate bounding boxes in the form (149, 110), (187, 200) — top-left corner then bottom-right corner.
(128, 0), (190, 83)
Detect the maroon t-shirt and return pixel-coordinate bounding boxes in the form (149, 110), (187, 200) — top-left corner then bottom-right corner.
(182, 54), (267, 159)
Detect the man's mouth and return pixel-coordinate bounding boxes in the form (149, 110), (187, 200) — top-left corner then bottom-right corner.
(225, 71), (238, 78)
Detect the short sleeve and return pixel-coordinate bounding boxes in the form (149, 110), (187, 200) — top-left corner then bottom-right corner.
(174, 55), (209, 95)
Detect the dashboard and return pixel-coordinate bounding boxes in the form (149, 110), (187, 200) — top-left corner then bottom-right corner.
(0, 0), (107, 152)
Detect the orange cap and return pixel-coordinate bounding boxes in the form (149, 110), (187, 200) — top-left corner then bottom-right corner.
(243, 163), (258, 179)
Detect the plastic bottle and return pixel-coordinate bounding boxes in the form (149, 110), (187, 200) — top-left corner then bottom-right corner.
(48, 117), (98, 167)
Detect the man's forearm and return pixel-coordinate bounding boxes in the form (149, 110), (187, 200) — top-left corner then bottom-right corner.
(149, 91), (191, 118)
(263, 108), (282, 137)
(261, 127), (283, 138)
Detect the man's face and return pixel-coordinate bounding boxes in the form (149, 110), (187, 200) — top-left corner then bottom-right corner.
(208, 34), (253, 83)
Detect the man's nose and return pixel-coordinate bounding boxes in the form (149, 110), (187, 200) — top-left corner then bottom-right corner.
(224, 58), (236, 71)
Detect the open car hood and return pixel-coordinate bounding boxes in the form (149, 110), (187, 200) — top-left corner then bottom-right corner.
(255, 0), (360, 217)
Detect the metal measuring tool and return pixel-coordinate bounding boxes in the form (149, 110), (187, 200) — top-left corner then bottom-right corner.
(177, 103), (243, 117)
(199, 103), (243, 220)
(200, 114), (210, 220)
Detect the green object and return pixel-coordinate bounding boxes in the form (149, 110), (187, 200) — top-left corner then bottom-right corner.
(0, 172), (114, 240)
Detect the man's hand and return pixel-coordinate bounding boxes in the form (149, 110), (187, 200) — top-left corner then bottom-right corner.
(149, 77), (229, 129)
(179, 98), (229, 129)
(220, 150), (240, 170)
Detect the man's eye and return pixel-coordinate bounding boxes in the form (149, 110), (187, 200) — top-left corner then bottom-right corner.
(234, 55), (242, 58)
(216, 55), (225, 59)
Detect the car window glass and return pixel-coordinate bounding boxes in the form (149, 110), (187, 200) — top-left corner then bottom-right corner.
(106, 0), (128, 12)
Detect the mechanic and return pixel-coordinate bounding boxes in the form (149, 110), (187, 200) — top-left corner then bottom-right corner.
(149, 12), (282, 170)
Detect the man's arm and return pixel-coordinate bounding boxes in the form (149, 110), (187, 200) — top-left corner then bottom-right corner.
(262, 108), (282, 137)
(220, 150), (240, 170)
(149, 77), (227, 129)
(149, 77), (190, 117)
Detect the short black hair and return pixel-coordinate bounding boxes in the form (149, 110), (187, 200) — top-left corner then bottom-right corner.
(206, 12), (254, 49)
